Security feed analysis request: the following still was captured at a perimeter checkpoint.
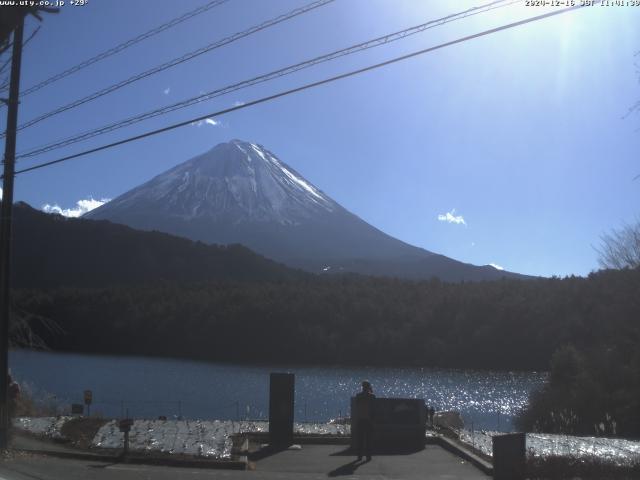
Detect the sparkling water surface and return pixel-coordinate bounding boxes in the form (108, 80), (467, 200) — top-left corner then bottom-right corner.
(10, 349), (546, 431)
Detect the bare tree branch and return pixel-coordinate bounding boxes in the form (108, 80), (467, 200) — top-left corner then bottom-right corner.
(596, 220), (640, 270)
(9, 304), (63, 350)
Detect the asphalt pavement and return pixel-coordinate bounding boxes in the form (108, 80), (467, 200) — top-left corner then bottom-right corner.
(0, 443), (489, 480)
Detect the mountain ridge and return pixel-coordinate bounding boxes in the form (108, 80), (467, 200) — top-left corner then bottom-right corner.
(86, 139), (530, 282)
(9, 201), (305, 289)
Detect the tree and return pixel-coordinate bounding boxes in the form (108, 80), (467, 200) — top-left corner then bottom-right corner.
(597, 220), (640, 270)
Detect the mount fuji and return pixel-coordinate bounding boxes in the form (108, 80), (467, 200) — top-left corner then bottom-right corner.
(85, 139), (526, 281)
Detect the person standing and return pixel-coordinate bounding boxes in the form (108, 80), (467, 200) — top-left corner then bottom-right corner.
(7, 374), (20, 418)
(354, 380), (375, 461)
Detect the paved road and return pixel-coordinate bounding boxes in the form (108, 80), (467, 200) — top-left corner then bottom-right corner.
(0, 444), (489, 479)
(254, 444), (489, 479)
(11, 433), (91, 455)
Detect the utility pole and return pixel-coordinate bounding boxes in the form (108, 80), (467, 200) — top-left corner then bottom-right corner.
(0, 15), (24, 450)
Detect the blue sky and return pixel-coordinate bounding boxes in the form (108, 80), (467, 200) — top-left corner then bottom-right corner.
(2, 0), (639, 277)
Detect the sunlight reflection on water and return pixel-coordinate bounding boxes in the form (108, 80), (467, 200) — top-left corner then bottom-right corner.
(10, 350), (546, 431)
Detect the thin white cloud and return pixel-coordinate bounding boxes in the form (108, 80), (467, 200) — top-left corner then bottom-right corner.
(0, 187), (2, 200)
(437, 208), (466, 226)
(42, 197), (110, 218)
(163, 87), (171, 95)
(233, 100), (245, 107)
(191, 117), (220, 127)
(489, 263), (504, 271)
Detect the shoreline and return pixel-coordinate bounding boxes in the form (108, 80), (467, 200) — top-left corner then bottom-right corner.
(9, 347), (549, 375)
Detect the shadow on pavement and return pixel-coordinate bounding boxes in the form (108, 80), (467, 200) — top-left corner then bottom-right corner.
(88, 461), (121, 469)
(328, 458), (369, 477)
(248, 444), (289, 462)
(330, 445), (425, 456)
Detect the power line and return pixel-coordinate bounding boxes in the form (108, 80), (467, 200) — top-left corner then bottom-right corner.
(10, 5), (585, 177)
(15, 0), (515, 156)
(0, 25), (39, 78)
(16, 0), (520, 160)
(3, 0), (335, 136)
(0, 0), (230, 98)
(0, 26), (41, 94)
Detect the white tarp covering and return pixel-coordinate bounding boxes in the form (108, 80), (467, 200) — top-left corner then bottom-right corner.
(13, 416), (71, 439)
(460, 430), (640, 466)
(20, 416), (639, 466)
(92, 419), (349, 459)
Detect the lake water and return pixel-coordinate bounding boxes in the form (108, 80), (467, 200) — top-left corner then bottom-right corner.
(10, 349), (546, 431)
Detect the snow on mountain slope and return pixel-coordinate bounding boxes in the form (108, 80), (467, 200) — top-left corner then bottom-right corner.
(98, 140), (335, 226)
(86, 140), (527, 281)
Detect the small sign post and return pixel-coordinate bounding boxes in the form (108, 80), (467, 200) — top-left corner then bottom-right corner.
(119, 418), (134, 461)
(83, 390), (92, 417)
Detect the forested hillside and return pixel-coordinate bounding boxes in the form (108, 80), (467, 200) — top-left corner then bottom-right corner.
(15, 267), (639, 371)
(10, 202), (305, 288)
(9, 202), (640, 437)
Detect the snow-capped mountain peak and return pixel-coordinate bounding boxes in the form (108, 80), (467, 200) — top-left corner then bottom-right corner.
(97, 139), (335, 226)
(230, 140), (331, 208)
(85, 139), (527, 281)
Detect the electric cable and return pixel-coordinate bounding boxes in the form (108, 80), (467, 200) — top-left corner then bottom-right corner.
(5, 0), (335, 135)
(0, 0), (231, 97)
(9, 5), (585, 177)
(15, 0), (520, 159)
